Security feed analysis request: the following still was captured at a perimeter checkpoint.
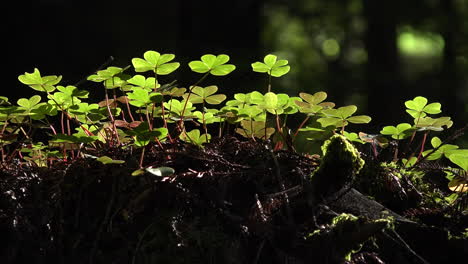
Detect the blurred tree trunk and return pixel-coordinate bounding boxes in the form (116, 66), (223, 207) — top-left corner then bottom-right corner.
(363, 0), (401, 125)
(440, 0), (463, 124)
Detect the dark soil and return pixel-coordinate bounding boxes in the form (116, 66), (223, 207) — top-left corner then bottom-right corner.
(0, 135), (466, 264)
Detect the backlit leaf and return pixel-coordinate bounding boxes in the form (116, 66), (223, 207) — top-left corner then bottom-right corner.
(264, 54), (277, 67)
(448, 177), (468, 192)
(145, 166), (175, 177)
(96, 156), (125, 165)
(405, 96), (428, 111)
(132, 51), (179, 74)
(423, 102), (442, 114)
(447, 150), (468, 171)
(347, 115), (371, 124)
(251, 54), (291, 77)
(189, 54), (235, 76)
(236, 120), (275, 139)
(380, 123), (412, 139)
(18, 68), (61, 92)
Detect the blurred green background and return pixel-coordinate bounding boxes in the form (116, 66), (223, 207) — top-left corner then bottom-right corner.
(5, 0), (468, 144)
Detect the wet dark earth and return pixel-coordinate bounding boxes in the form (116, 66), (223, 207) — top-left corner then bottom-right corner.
(1, 135), (466, 263)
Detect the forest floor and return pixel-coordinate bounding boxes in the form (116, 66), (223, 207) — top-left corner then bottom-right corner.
(1, 135), (467, 263)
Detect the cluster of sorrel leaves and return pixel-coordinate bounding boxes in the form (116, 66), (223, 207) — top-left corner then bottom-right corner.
(0, 51), (466, 195)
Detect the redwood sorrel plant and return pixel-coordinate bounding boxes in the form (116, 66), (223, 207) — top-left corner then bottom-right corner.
(2, 50), (466, 197)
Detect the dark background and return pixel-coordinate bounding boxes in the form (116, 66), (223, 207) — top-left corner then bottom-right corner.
(5, 0), (468, 140)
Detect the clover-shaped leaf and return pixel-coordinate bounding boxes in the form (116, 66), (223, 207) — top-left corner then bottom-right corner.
(17, 95), (53, 120)
(125, 122), (168, 147)
(127, 75), (159, 91)
(127, 87), (162, 107)
(163, 99), (195, 117)
(48, 85), (89, 108)
(343, 131), (364, 144)
(405, 96), (441, 119)
(58, 85), (89, 99)
(422, 136), (459, 160)
(295, 92), (334, 114)
(17, 95), (42, 110)
(415, 116), (453, 131)
(258, 92), (290, 114)
(226, 91), (264, 107)
(18, 68), (61, 93)
(189, 54), (236, 76)
(87, 66), (126, 82)
(105, 75), (132, 90)
(31, 104), (58, 120)
(380, 123), (413, 140)
(51, 133), (98, 145)
(132, 51), (180, 75)
(0, 96), (10, 106)
(74, 124), (100, 137)
(180, 129), (211, 146)
(69, 103), (103, 123)
(251, 54), (291, 77)
(446, 149), (468, 171)
(318, 105), (371, 128)
(162, 87), (186, 97)
(183, 85), (227, 105)
(238, 105), (264, 120)
(358, 132), (389, 147)
(193, 111), (219, 124)
(236, 120), (275, 139)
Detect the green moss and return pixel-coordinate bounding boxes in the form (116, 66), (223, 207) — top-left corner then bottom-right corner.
(307, 135), (366, 204)
(306, 213), (391, 262)
(331, 213), (359, 225)
(319, 134), (365, 175)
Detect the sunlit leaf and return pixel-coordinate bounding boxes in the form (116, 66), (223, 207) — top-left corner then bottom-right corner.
(405, 96), (428, 111)
(448, 176), (468, 192)
(127, 75), (158, 90)
(132, 51), (180, 74)
(236, 120), (275, 139)
(347, 115), (371, 124)
(251, 54), (290, 77)
(96, 156), (125, 165)
(189, 54), (236, 76)
(131, 169), (145, 176)
(180, 129), (211, 146)
(145, 166), (175, 177)
(447, 150), (468, 171)
(380, 123), (413, 140)
(317, 117), (345, 128)
(343, 131), (364, 144)
(358, 132), (388, 147)
(18, 68), (61, 92)
(423, 102), (442, 114)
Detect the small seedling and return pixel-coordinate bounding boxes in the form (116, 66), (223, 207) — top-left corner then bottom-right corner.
(317, 105), (371, 133)
(180, 129), (211, 147)
(251, 54), (290, 92)
(188, 54), (236, 76)
(131, 51), (180, 75)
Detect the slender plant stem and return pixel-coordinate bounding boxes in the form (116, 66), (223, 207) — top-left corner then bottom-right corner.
(416, 131), (429, 161)
(139, 147), (145, 168)
(104, 91), (120, 145)
(293, 115), (310, 139)
(179, 73), (210, 128)
(267, 72), (272, 93)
